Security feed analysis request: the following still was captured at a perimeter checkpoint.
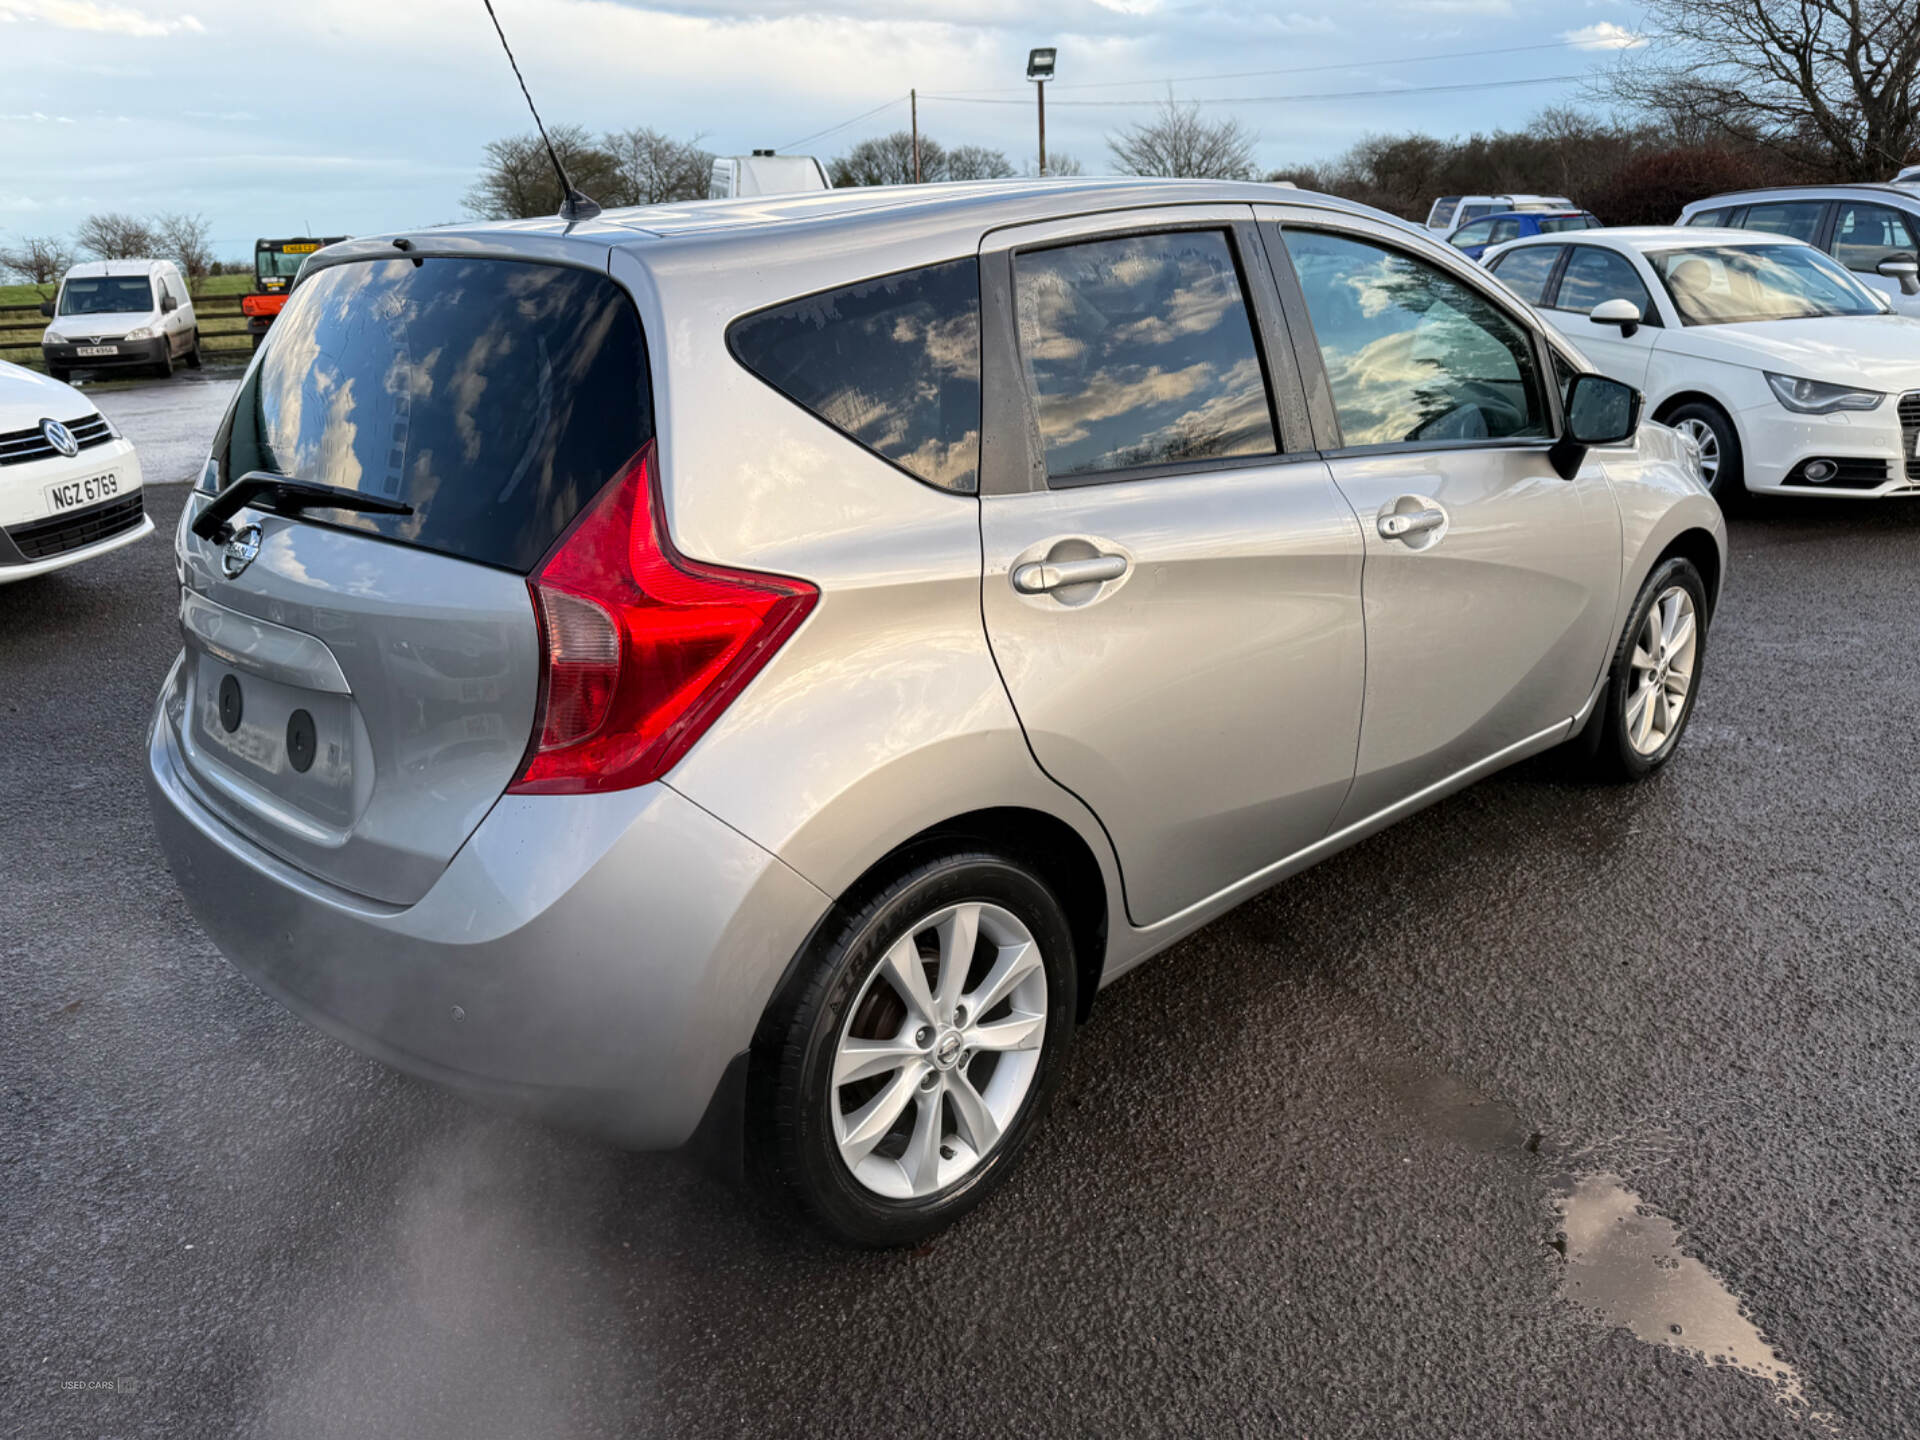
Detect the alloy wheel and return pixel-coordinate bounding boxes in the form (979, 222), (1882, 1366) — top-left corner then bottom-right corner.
(1673, 417), (1720, 485)
(830, 901), (1047, 1200)
(1625, 585), (1698, 756)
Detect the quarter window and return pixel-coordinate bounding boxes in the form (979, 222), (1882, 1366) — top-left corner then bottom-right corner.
(1012, 229), (1278, 478)
(1283, 229), (1549, 448)
(1832, 203), (1918, 273)
(1739, 201), (1827, 243)
(1488, 245), (1562, 304)
(728, 258), (982, 493)
(1553, 246), (1658, 324)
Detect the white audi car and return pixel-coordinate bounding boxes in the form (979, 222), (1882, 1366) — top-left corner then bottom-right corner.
(1484, 226), (1920, 501)
(0, 359), (148, 581)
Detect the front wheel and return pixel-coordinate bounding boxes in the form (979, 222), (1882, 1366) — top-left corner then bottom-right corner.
(752, 852), (1077, 1247)
(1666, 401), (1743, 505)
(183, 328), (202, 369)
(1581, 556), (1709, 781)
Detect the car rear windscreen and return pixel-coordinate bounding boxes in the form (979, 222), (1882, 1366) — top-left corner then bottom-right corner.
(217, 256), (651, 572)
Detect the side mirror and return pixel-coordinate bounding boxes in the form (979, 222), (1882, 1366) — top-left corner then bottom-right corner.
(1877, 255), (1920, 296)
(160, 294), (178, 314)
(40, 299), (55, 317)
(1589, 296), (1642, 338)
(1549, 372), (1642, 479)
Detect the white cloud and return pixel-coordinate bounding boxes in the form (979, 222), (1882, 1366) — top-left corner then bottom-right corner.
(0, 1), (204, 36)
(1562, 20), (1645, 49)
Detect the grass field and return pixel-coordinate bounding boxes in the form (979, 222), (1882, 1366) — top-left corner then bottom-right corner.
(0, 271), (254, 309)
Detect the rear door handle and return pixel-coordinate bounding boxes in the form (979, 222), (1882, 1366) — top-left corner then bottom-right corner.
(1377, 506), (1446, 541)
(1012, 554), (1129, 594)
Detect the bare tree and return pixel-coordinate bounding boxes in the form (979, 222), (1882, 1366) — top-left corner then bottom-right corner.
(467, 125), (623, 219)
(75, 212), (158, 260)
(156, 212), (215, 281)
(0, 233), (75, 291)
(1108, 97), (1257, 179)
(831, 131), (947, 186)
(604, 127), (712, 205)
(1024, 152), (1084, 177)
(945, 144), (1016, 181)
(1595, 0), (1920, 179)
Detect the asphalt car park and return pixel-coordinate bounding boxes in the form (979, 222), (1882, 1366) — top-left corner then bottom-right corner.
(2, 372), (1917, 1435)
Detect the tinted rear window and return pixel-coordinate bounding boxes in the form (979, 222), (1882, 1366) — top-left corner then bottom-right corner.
(728, 258), (982, 494)
(218, 256), (650, 572)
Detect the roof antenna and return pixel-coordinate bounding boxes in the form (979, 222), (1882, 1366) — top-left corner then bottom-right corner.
(478, 0), (600, 224)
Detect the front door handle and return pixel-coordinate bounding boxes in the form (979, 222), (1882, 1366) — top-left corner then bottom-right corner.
(1377, 506), (1447, 542)
(1011, 554), (1129, 594)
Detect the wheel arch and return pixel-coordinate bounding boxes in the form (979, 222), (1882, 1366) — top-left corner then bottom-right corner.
(1651, 389), (1736, 429)
(1655, 525), (1724, 619)
(795, 806), (1111, 1027)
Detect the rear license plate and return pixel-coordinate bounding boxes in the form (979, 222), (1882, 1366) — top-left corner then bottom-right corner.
(75, 345), (119, 357)
(44, 471), (119, 514)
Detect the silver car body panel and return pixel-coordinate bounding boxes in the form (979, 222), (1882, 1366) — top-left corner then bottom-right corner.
(149, 665), (829, 1149)
(147, 179), (1728, 1148)
(165, 498), (541, 906)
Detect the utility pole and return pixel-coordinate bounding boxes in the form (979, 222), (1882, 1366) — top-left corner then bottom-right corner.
(911, 88), (920, 184)
(1026, 48), (1056, 176)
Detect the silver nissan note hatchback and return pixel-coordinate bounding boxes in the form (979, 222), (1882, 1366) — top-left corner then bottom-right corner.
(147, 179), (1726, 1245)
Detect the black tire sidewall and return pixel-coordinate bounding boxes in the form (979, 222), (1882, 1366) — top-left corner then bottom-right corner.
(760, 853), (1077, 1248)
(1603, 556), (1708, 780)
(1669, 401), (1743, 503)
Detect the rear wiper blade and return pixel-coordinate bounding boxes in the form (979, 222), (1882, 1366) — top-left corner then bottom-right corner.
(191, 470), (413, 544)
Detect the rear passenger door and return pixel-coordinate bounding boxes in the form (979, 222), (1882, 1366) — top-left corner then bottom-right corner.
(977, 208), (1366, 927)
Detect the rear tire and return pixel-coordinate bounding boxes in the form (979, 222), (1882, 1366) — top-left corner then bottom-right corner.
(1666, 401), (1743, 506)
(751, 851), (1077, 1247)
(1579, 556), (1709, 782)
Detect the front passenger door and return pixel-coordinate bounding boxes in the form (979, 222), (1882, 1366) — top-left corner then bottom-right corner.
(1262, 213), (1622, 825)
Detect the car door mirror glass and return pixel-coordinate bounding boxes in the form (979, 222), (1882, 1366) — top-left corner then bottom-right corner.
(40, 299), (54, 317)
(1564, 373), (1640, 445)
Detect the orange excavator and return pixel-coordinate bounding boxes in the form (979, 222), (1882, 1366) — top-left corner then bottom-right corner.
(241, 235), (348, 349)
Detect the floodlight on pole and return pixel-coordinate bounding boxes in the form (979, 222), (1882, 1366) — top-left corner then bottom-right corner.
(1027, 47), (1056, 175)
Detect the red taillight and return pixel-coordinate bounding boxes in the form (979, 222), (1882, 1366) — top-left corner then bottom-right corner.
(508, 441), (817, 795)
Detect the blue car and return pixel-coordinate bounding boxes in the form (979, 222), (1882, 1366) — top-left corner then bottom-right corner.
(1447, 209), (1601, 261)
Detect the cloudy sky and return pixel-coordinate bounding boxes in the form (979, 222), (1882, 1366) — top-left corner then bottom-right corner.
(1, 0), (1645, 259)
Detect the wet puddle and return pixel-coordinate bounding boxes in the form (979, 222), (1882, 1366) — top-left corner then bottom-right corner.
(1552, 1172), (1830, 1426)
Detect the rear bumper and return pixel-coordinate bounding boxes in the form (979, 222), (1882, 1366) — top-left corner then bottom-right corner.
(146, 669), (830, 1148)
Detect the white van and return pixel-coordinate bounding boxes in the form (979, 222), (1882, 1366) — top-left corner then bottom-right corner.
(707, 151), (830, 199)
(1425, 194), (1576, 238)
(40, 258), (199, 381)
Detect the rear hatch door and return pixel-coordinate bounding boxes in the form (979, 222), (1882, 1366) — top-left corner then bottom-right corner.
(166, 250), (653, 905)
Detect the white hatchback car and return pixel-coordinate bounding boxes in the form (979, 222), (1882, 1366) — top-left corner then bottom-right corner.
(1485, 226), (1920, 501)
(0, 359), (148, 581)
